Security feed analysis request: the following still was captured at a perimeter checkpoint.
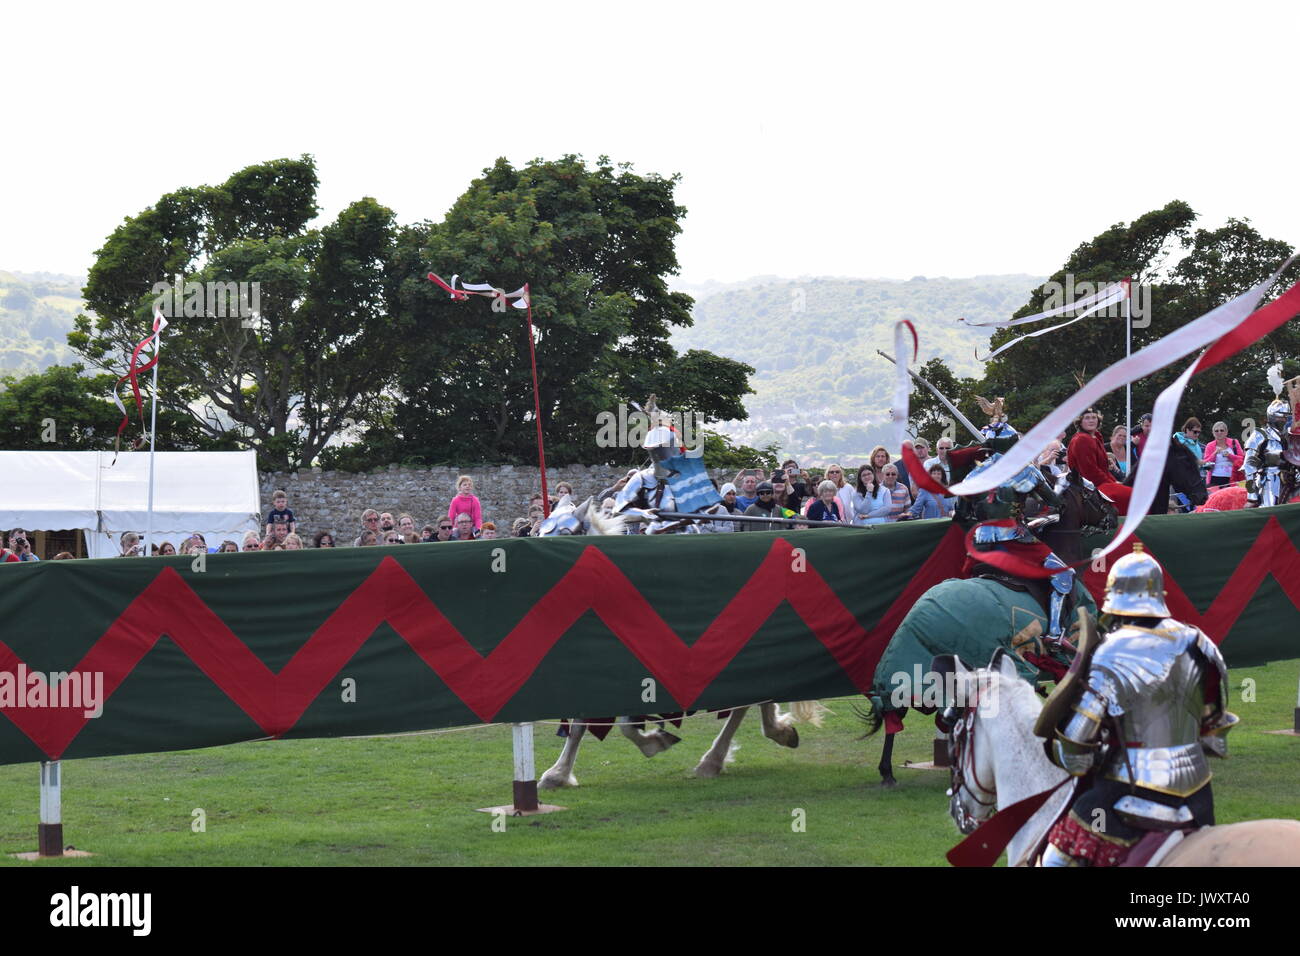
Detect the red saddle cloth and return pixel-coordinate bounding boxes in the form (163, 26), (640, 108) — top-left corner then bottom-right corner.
(1046, 815), (1189, 867)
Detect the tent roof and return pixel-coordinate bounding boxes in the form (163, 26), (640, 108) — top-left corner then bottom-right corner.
(0, 450), (261, 533)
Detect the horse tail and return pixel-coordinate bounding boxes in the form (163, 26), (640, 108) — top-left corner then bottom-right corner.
(789, 700), (829, 727)
(852, 697), (884, 739)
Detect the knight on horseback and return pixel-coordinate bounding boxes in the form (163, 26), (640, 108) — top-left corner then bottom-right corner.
(1035, 544), (1239, 866)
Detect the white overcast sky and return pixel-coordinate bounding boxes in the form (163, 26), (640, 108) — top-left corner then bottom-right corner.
(3, 1), (1296, 284)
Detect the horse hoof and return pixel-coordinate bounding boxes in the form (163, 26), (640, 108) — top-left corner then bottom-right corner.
(880, 776), (899, 790)
(539, 771), (578, 790)
(781, 725), (799, 749)
(694, 761), (723, 779)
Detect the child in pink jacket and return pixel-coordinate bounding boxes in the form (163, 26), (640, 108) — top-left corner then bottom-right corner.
(448, 475), (483, 531)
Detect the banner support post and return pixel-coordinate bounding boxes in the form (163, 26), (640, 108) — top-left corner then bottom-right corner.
(38, 761), (62, 857)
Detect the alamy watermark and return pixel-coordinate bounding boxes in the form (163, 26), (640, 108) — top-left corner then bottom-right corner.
(151, 279), (260, 326)
(0, 665), (104, 718)
(888, 664), (999, 715)
(595, 403), (702, 449)
(1041, 275), (1152, 329)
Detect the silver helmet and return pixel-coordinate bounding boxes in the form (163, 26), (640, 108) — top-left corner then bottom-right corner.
(1101, 543), (1170, 617)
(1267, 398), (1289, 428)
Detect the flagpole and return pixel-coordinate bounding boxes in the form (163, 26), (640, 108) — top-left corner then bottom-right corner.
(145, 318), (161, 555)
(522, 283), (550, 517)
(1125, 278), (1132, 474)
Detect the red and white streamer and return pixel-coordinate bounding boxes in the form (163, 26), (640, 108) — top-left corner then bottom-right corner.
(111, 305), (168, 451)
(428, 272), (529, 310)
(945, 255), (1300, 562)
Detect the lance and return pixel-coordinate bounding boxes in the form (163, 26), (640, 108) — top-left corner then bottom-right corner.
(876, 350), (984, 441)
(653, 511), (857, 528)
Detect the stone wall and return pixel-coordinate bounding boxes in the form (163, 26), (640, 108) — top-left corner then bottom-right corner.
(258, 464), (735, 541)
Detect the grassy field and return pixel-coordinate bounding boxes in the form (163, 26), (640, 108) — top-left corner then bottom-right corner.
(0, 660), (1297, 866)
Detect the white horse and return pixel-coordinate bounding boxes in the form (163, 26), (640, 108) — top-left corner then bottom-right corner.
(948, 653), (1300, 866)
(539, 701), (819, 789)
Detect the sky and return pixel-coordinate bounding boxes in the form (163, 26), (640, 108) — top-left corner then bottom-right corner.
(3, 1), (1297, 285)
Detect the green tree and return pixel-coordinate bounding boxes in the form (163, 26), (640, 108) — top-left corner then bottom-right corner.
(907, 357), (980, 446)
(70, 156), (405, 470)
(0, 364), (211, 450)
(381, 155), (753, 465)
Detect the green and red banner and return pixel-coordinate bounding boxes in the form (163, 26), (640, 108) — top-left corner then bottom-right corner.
(0, 507), (1298, 766)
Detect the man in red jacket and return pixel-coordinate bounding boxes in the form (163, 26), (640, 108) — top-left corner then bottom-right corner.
(1067, 408), (1131, 511)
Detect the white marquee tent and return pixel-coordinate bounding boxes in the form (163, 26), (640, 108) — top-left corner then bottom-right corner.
(0, 451), (261, 558)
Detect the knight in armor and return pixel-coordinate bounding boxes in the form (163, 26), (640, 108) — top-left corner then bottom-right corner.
(1036, 544), (1237, 866)
(1244, 374), (1300, 508)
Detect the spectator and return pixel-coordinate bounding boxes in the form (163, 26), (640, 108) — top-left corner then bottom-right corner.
(284, 534), (304, 550)
(511, 517), (532, 538)
(1132, 413), (1153, 461)
(269, 523), (289, 547)
(1177, 417), (1205, 459)
(909, 465), (955, 519)
(7, 529), (39, 562)
(806, 480), (844, 523)
(434, 520), (454, 543)
(357, 530), (379, 547)
(381, 531), (403, 546)
(189, 532), (213, 554)
(850, 464), (891, 526)
(555, 482), (574, 501)
(480, 522), (498, 540)
(1038, 439), (1067, 481)
(879, 464), (912, 520)
(823, 464), (853, 521)
(119, 532), (143, 557)
(265, 490), (296, 536)
(380, 512), (396, 533)
(397, 514), (417, 537)
(313, 531), (336, 548)
(451, 513), (478, 541)
(735, 474), (759, 511)
(924, 438), (955, 485)
(218, 540), (239, 553)
(1203, 421), (1245, 487)
(1109, 426), (1131, 478)
(741, 481), (785, 530)
(0, 532), (17, 563)
(719, 482), (740, 513)
(1067, 408), (1112, 488)
(419, 525), (436, 543)
(53, 552), (75, 560)
(770, 472), (799, 517)
(778, 459), (808, 513)
(242, 531), (262, 552)
(354, 509), (381, 547)
(158, 541), (178, 556)
(449, 475), (483, 531)
(893, 439), (928, 490)
(867, 445), (891, 483)
(263, 535), (285, 551)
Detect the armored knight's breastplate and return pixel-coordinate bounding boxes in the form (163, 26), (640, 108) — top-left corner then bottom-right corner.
(1090, 621), (1211, 796)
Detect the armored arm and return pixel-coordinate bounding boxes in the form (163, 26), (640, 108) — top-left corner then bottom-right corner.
(1049, 676), (1109, 776)
(1243, 431), (1266, 505)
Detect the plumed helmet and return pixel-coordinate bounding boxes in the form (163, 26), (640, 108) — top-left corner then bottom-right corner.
(1266, 398), (1289, 428)
(1101, 543), (1170, 617)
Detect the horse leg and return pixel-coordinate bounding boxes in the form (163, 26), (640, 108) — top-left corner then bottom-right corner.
(618, 716), (682, 757)
(758, 701), (799, 749)
(879, 731), (898, 789)
(695, 707), (749, 778)
(539, 720), (587, 790)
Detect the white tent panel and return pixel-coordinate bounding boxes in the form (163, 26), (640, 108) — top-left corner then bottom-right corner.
(0, 450), (100, 531)
(0, 450), (261, 559)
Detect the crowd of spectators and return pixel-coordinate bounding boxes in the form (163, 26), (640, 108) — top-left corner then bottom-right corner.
(1, 414), (1272, 562)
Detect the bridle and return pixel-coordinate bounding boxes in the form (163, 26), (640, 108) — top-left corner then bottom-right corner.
(946, 678), (998, 835)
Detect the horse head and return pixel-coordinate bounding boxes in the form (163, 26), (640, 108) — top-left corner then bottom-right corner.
(945, 650), (1028, 835)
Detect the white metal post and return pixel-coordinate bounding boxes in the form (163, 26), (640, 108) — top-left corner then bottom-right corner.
(511, 722), (539, 812)
(1125, 282), (1132, 474)
(39, 760), (62, 857)
(145, 323), (160, 556)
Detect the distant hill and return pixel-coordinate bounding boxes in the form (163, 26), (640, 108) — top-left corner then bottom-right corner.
(671, 274), (1046, 463)
(0, 270), (84, 376)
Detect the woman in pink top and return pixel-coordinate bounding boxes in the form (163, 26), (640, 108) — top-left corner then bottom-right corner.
(447, 475), (483, 531)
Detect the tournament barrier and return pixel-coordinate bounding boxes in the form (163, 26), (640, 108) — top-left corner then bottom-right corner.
(2, 507), (1298, 853)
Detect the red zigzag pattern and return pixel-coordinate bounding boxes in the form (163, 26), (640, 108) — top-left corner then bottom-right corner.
(1083, 516), (1300, 641)
(0, 532), (969, 759)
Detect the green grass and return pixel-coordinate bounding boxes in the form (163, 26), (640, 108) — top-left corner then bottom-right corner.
(1, 661), (1297, 866)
